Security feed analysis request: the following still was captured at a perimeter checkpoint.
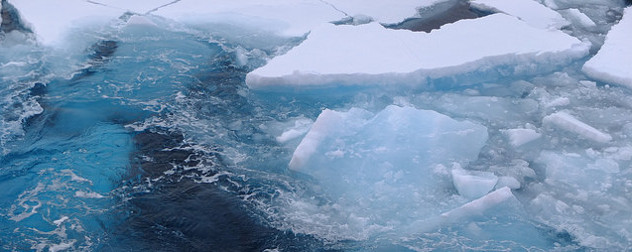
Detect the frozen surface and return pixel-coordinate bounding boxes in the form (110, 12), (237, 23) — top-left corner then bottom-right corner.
(469, 0), (569, 29)
(246, 13), (589, 89)
(583, 6), (632, 88)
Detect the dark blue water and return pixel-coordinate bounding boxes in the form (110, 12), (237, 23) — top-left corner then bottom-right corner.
(0, 15), (342, 251)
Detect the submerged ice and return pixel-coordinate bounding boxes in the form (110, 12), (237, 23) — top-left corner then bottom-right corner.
(2, 0), (632, 251)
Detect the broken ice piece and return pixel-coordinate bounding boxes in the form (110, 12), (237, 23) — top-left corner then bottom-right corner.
(503, 128), (542, 147)
(543, 111), (612, 143)
(451, 168), (498, 199)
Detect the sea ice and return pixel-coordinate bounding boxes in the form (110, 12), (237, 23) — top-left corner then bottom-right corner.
(531, 150), (632, 249)
(289, 105), (488, 235)
(469, 0), (570, 29)
(246, 13), (589, 89)
(582, 6), (632, 88)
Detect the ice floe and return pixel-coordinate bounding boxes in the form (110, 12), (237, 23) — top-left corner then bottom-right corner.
(583, 6), (632, 88)
(246, 13), (589, 89)
(469, 0), (569, 29)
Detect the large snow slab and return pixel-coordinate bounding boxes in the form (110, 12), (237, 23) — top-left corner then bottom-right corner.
(246, 14), (589, 89)
(469, 0), (569, 29)
(582, 7), (632, 88)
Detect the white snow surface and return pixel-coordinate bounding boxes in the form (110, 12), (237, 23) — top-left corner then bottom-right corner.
(9, 0), (446, 45)
(582, 6), (632, 89)
(469, 0), (569, 29)
(246, 13), (589, 89)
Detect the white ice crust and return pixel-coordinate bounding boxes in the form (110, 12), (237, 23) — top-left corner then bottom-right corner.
(246, 13), (589, 89)
(582, 7), (632, 89)
(469, 0), (569, 29)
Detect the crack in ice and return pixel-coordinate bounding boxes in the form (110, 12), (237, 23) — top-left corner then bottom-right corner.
(145, 0), (182, 15)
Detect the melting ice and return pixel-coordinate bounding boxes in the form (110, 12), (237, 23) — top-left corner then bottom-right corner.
(1, 0), (632, 251)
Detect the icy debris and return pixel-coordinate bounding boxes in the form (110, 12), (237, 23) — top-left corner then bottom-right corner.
(451, 168), (498, 199)
(543, 111), (612, 143)
(583, 6), (632, 89)
(503, 128), (542, 147)
(469, 0), (569, 29)
(532, 150), (632, 249)
(559, 8), (597, 28)
(247, 13), (588, 89)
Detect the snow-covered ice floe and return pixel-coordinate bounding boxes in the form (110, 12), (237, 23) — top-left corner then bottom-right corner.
(246, 13), (589, 89)
(583, 6), (632, 88)
(469, 0), (569, 29)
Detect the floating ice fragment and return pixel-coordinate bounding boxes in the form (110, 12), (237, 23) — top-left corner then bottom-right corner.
(441, 187), (514, 220)
(451, 168), (498, 199)
(582, 7), (632, 89)
(560, 8), (597, 28)
(543, 111), (612, 143)
(469, 0), (569, 29)
(503, 128), (542, 147)
(53, 216), (69, 226)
